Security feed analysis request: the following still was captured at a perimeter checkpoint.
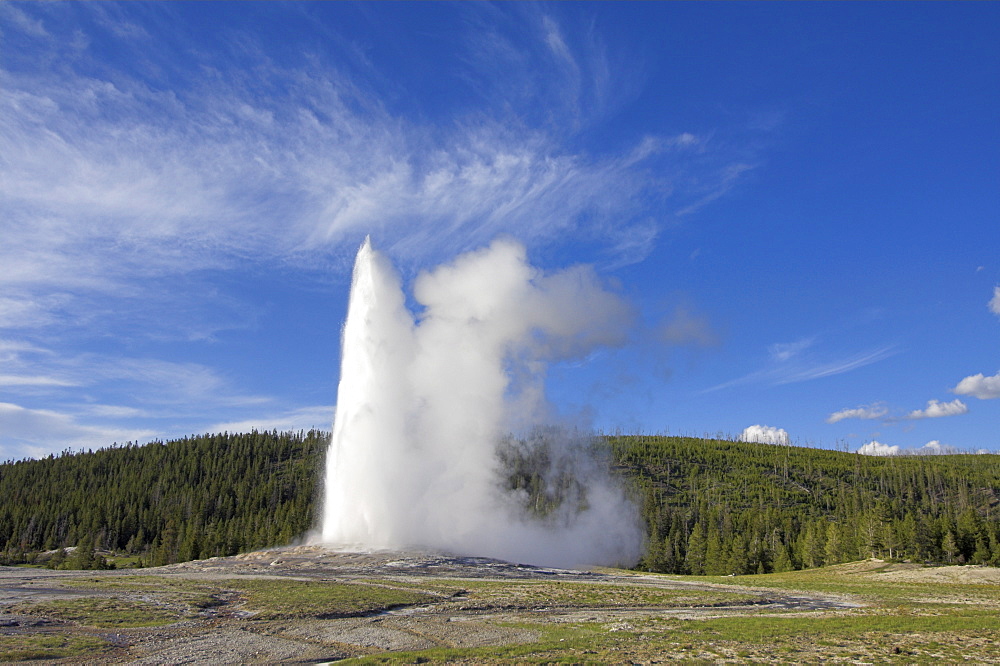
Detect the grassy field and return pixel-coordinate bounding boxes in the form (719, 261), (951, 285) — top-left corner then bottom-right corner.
(2, 560), (998, 663)
(350, 561), (1000, 664)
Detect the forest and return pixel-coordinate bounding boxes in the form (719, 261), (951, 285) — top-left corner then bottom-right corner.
(608, 435), (1000, 574)
(0, 430), (326, 567)
(1, 431), (998, 573)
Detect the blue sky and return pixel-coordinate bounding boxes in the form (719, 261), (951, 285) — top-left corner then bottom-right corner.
(1, 2), (998, 461)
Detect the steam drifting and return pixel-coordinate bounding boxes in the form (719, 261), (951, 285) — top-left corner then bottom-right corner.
(319, 238), (642, 568)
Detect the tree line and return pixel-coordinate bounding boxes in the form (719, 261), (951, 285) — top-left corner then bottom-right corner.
(1, 431), (998, 572)
(0, 430), (326, 567)
(608, 435), (1000, 574)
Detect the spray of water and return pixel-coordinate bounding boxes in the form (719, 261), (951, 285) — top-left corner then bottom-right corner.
(319, 237), (643, 568)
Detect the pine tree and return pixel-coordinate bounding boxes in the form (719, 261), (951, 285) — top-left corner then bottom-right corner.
(941, 531), (959, 563)
(772, 543), (793, 573)
(824, 522), (842, 566)
(72, 533), (95, 570)
(685, 521), (707, 575)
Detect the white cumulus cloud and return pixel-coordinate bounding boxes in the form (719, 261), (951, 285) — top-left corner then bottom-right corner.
(826, 402), (888, 424)
(907, 398), (969, 419)
(915, 440), (961, 455)
(989, 286), (1000, 316)
(739, 424), (790, 446)
(953, 371), (1000, 400)
(858, 439), (970, 457)
(857, 440), (900, 456)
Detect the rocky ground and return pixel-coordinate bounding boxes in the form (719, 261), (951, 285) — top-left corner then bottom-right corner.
(0, 545), (864, 664)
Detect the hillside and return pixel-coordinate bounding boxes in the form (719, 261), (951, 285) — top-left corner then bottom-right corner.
(609, 435), (1000, 573)
(1, 432), (998, 572)
(0, 430), (326, 566)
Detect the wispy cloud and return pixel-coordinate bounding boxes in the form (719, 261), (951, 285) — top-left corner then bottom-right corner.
(776, 346), (897, 384)
(0, 348), (280, 459)
(769, 338), (815, 362)
(826, 402), (888, 424)
(0, 374), (77, 388)
(0, 343), (270, 419)
(0, 4), (752, 344)
(989, 286), (1000, 317)
(0, 3), (47, 37)
(0, 401), (156, 461)
(208, 405), (334, 436)
(0, 5), (763, 457)
(704, 344), (897, 393)
(73, 404), (149, 419)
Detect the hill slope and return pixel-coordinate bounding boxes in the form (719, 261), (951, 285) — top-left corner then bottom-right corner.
(0, 430), (326, 566)
(609, 435), (1000, 573)
(1, 432), (998, 572)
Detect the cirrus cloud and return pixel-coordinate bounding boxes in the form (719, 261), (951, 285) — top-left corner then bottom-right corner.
(0, 401), (155, 461)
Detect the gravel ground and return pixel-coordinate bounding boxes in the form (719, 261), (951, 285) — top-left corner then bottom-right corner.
(0, 545), (859, 664)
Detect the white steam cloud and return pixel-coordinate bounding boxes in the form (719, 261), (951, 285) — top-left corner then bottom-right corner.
(319, 238), (642, 568)
(659, 306), (719, 348)
(739, 424), (790, 446)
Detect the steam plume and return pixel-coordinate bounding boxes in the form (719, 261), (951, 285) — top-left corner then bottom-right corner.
(320, 237), (642, 568)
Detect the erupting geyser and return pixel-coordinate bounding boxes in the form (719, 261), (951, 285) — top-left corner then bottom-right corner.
(319, 237), (642, 568)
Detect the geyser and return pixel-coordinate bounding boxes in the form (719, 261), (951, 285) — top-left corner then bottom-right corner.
(320, 237), (642, 568)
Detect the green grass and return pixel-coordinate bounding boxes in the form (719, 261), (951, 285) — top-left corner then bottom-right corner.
(0, 633), (112, 662)
(9, 564), (1000, 663)
(61, 575), (227, 610)
(344, 562), (1000, 664)
(230, 579), (441, 619)
(7, 596), (182, 627)
(348, 607), (1000, 664)
(56, 575), (444, 619)
(105, 553), (145, 568)
(692, 561), (1000, 609)
(454, 579), (760, 609)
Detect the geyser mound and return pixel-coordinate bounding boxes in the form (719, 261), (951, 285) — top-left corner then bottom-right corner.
(319, 237), (642, 568)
